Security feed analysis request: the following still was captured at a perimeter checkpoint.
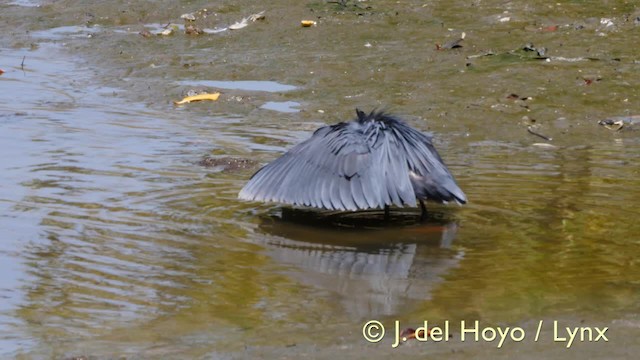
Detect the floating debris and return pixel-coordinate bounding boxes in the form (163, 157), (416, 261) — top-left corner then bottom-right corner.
(469, 44), (619, 63)
(506, 93), (532, 101)
(248, 11), (266, 21)
(0, 69), (4, 75)
(229, 18), (248, 30)
(600, 18), (615, 27)
(599, 115), (640, 131)
(198, 156), (258, 172)
(599, 119), (624, 131)
(181, 13), (196, 21)
(527, 126), (552, 141)
(467, 51), (495, 59)
(229, 11), (265, 30)
(522, 43), (547, 58)
(581, 75), (602, 86)
(301, 20), (317, 27)
(174, 92), (221, 105)
(536, 47), (547, 57)
(437, 32), (465, 50)
(158, 25), (178, 36)
(185, 24), (205, 35)
(139, 29), (153, 38)
(180, 8), (216, 22)
(532, 143), (557, 149)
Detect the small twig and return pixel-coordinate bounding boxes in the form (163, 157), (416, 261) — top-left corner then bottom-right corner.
(527, 126), (552, 141)
(21, 55), (26, 70)
(327, 0), (349, 7)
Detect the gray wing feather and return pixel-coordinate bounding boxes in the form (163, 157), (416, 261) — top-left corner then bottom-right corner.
(382, 130), (417, 207)
(349, 175), (367, 209)
(319, 173), (333, 209)
(328, 176), (343, 210)
(339, 174), (356, 210)
(238, 113), (466, 209)
(239, 123), (381, 210)
(394, 123), (467, 204)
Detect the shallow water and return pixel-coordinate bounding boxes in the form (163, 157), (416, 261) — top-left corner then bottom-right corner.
(1, 1), (640, 359)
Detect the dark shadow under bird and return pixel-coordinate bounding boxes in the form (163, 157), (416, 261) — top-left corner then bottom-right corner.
(238, 109), (466, 216)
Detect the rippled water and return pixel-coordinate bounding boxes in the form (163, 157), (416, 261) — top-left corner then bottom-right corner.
(1, 1), (640, 359)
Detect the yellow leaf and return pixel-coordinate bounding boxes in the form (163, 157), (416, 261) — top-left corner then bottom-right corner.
(174, 92), (221, 105)
(301, 20), (316, 27)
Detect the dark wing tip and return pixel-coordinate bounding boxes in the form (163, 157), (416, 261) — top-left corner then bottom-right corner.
(451, 187), (467, 204)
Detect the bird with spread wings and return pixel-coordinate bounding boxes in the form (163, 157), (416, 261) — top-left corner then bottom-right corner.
(239, 109), (466, 215)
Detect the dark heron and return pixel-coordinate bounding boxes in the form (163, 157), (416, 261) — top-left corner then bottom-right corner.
(238, 109), (466, 218)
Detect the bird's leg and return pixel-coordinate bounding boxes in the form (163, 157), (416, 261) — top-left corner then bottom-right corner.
(384, 205), (390, 221)
(419, 200), (428, 221)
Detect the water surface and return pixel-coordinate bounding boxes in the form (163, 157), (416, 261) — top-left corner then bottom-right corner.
(1, 1), (639, 359)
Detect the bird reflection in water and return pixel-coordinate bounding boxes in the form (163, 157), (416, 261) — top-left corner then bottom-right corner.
(253, 208), (463, 319)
